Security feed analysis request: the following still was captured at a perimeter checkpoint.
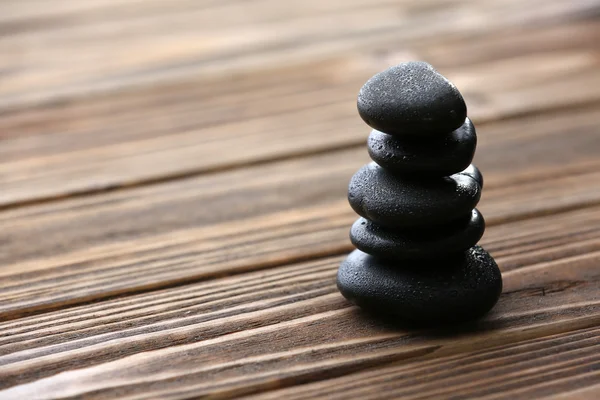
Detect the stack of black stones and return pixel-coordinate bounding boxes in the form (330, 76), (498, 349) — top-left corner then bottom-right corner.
(337, 62), (502, 324)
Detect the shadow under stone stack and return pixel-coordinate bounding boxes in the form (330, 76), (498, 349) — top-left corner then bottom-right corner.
(337, 62), (503, 324)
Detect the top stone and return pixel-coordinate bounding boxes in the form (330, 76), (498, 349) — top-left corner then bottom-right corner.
(357, 61), (467, 136)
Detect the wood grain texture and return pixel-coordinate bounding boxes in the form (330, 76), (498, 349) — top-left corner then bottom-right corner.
(545, 384), (600, 400)
(241, 327), (600, 400)
(0, 210), (599, 397)
(3, 202), (600, 353)
(2, 0), (600, 398)
(1, 0), (596, 110)
(2, 105), (600, 319)
(2, 14), (600, 207)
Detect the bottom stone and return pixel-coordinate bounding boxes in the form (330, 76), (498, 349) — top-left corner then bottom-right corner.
(337, 246), (502, 323)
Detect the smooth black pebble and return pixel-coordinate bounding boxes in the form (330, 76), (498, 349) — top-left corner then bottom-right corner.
(348, 162), (481, 228)
(337, 246), (502, 323)
(350, 209), (485, 260)
(368, 118), (476, 176)
(357, 61), (467, 136)
(459, 164), (484, 188)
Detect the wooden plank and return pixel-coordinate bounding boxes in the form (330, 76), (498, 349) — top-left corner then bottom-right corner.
(2, 105), (600, 318)
(0, 218), (598, 397)
(0, 0), (398, 29)
(2, 20), (600, 206)
(544, 384), (600, 400)
(241, 328), (600, 400)
(421, 19), (600, 67)
(1, 0), (595, 111)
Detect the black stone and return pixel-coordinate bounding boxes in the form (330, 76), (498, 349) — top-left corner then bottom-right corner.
(350, 209), (485, 260)
(348, 162), (481, 228)
(337, 246), (502, 323)
(367, 118), (476, 176)
(459, 164), (484, 189)
(357, 61), (467, 136)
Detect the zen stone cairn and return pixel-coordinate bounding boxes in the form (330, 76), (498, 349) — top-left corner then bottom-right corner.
(337, 61), (503, 324)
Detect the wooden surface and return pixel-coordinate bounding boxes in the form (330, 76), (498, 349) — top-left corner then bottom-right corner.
(1, 0), (600, 398)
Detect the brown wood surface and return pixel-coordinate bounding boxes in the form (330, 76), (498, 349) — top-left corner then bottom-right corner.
(1, 0), (600, 399)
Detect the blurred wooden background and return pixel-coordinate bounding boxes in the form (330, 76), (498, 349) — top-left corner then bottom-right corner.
(1, 0), (600, 398)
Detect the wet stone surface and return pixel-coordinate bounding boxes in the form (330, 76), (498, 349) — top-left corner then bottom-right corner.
(367, 118), (476, 176)
(337, 246), (502, 323)
(350, 209), (485, 260)
(348, 162), (481, 228)
(357, 61), (467, 136)
(340, 61), (501, 324)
